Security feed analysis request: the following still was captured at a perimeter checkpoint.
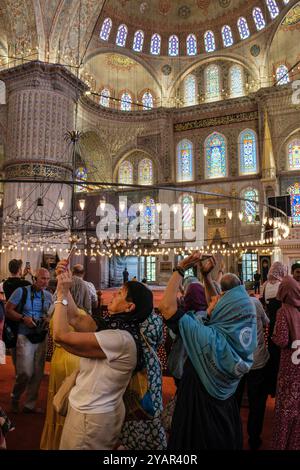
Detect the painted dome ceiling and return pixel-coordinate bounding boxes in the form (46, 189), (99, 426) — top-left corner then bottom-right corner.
(103, 0), (261, 32)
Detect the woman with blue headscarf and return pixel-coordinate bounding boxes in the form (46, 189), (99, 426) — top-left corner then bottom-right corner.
(159, 253), (257, 450)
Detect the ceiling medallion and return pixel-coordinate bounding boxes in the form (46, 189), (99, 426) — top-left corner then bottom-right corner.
(178, 5), (191, 18)
(162, 64), (172, 75)
(159, 0), (171, 16)
(219, 0), (231, 8)
(250, 44), (260, 57)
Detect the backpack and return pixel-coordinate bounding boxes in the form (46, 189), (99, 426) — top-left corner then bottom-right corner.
(3, 287), (28, 348)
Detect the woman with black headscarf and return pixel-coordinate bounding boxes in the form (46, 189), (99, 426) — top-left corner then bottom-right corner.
(52, 264), (154, 450)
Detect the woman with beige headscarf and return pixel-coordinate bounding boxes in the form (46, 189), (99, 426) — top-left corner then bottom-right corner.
(271, 276), (300, 449)
(261, 261), (287, 397)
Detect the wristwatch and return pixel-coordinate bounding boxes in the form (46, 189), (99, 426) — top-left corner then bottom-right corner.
(54, 299), (68, 306)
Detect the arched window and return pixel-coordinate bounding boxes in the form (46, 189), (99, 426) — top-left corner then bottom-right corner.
(177, 139), (193, 182)
(205, 132), (227, 179)
(239, 129), (258, 175)
(150, 33), (161, 55)
(252, 7), (266, 30)
(100, 88), (110, 107)
(204, 31), (215, 52)
(100, 18), (112, 41)
(75, 167), (88, 192)
(205, 64), (220, 102)
(241, 188), (259, 223)
(184, 75), (197, 106)
(120, 92), (132, 111)
(142, 91), (153, 110)
(118, 161), (133, 185)
(237, 17), (250, 39)
(276, 65), (289, 85)
(116, 24), (128, 47)
(186, 34), (197, 56)
(288, 183), (300, 225)
(287, 139), (300, 170)
(230, 65), (244, 98)
(222, 25), (234, 47)
(181, 194), (195, 231)
(168, 35), (179, 56)
(141, 196), (156, 235)
(138, 158), (153, 185)
(133, 30), (144, 52)
(266, 0), (279, 19)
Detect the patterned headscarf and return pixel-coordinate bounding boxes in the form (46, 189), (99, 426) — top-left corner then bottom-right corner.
(267, 261), (287, 284)
(276, 275), (300, 342)
(96, 281), (153, 371)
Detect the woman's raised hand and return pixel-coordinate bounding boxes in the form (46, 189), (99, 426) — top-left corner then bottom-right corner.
(55, 260), (69, 276)
(57, 270), (73, 297)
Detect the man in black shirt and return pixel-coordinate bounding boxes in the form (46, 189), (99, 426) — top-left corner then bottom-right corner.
(3, 259), (31, 368)
(3, 259), (31, 300)
(253, 270), (261, 294)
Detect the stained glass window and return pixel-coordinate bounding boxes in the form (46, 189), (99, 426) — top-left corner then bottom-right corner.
(205, 132), (226, 179)
(186, 34), (197, 56)
(239, 129), (257, 175)
(141, 196), (155, 234)
(118, 161), (133, 185)
(276, 65), (289, 85)
(184, 75), (197, 106)
(288, 183), (300, 225)
(204, 31), (215, 52)
(120, 92), (132, 111)
(133, 30), (144, 52)
(168, 35), (179, 56)
(266, 0), (279, 19)
(116, 24), (128, 47)
(138, 158), (153, 185)
(100, 88), (110, 107)
(181, 194), (195, 231)
(230, 65), (244, 98)
(205, 64), (220, 102)
(100, 18), (112, 41)
(241, 188), (259, 223)
(288, 139), (300, 170)
(75, 167), (88, 192)
(150, 34), (161, 55)
(222, 25), (234, 47)
(177, 139), (193, 182)
(252, 7), (266, 30)
(142, 91), (153, 110)
(237, 17), (250, 39)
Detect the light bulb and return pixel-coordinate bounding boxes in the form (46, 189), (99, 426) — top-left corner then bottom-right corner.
(156, 203), (161, 213)
(227, 210), (232, 220)
(58, 198), (64, 210)
(79, 199), (85, 211)
(119, 200), (126, 212)
(216, 209), (221, 218)
(268, 218), (273, 226)
(203, 207), (208, 216)
(16, 198), (22, 210)
(238, 212), (243, 221)
(100, 199), (106, 210)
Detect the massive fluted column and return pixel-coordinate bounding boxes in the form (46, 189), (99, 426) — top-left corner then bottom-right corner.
(0, 61), (87, 276)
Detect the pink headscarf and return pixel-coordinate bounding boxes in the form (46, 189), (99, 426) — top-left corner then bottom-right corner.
(267, 261), (287, 284)
(276, 275), (300, 342)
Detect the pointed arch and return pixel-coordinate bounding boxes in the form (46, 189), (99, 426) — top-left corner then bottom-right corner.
(239, 129), (258, 175)
(116, 24), (128, 47)
(205, 64), (220, 102)
(118, 160), (133, 185)
(230, 65), (244, 98)
(100, 18), (112, 40)
(205, 132), (227, 179)
(180, 194), (195, 231)
(138, 158), (153, 185)
(240, 188), (259, 223)
(177, 139), (193, 182)
(287, 138), (300, 170)
(184, 74), (197, 106)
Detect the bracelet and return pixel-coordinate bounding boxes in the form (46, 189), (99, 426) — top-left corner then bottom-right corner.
(174, 266), (185, 278)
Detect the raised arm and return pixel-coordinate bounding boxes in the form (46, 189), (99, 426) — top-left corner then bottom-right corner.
(158, 252), (201, 320)
(53, 271), (105, 358)
(199, 256), (218, 304)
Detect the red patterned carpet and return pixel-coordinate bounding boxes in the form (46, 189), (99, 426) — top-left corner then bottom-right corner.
(0, 356), (275, 450)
